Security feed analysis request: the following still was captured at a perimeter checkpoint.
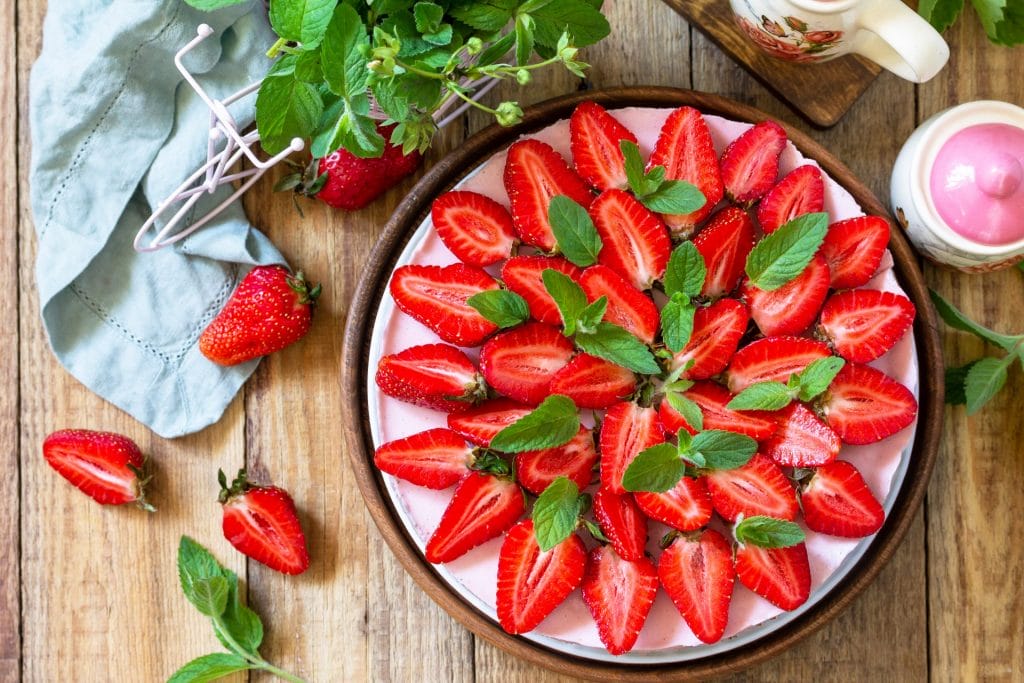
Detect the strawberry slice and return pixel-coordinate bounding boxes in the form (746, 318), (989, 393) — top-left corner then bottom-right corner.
(219, 469), (310, 575)
(821, 215), (890, 289)
(692, 207), (756, 299)
(579, 265), (660, 344)
(376, 344), (486, 413)
(425, 471), (525, 563)
(373, 428), (473, 489)
(515, 427), (597, 495)
(735, 541), (811, 611)
(589, 189), (672, 290)
(726, 336), (832, 393)
(570, 101), (638, 191)
(502, 255), (584, 326)
(762, 402), (841, 468)
(504, 139), (594, 251)
(634, 475), (713, 532)
(592, 487), (648, 562)
(818, 289), (916, 363)
(390, 263), (500, 346)
(742, 253), (830, 336)
(447, 399), (532, 446)
(720, 120), (787, 205)
(581, 546), (659, 655)
(660, 381), (777, 441)
(648, 106), (725, 235)
(671, 298), (750, 379)
(705, 453), (798, 522)
(659, 529), (736, 644)
(801, 460), (885, 538)
(497, 519), (587, 634)
(600, 401), (664, 495)
(431, 190), (516, 267)
(821, 363), (917, 445)
(42, 429), (151, 508)
(756, 165), (825, 233)
(549, 353), (637, 409)
(479, 322), (574, 405)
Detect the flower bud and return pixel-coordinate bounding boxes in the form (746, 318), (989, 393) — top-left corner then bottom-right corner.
(515, 69), (531, 85)
(495, 101), (524, 126)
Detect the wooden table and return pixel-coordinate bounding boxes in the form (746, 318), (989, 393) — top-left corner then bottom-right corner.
(4, 1), (1023, 681)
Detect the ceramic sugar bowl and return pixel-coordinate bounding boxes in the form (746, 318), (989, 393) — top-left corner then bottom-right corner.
(891, 100), (1024, 272)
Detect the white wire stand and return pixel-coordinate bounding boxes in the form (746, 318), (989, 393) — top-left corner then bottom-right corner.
(134, 24), (502, 253)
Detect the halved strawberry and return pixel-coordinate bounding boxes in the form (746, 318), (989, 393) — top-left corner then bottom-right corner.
(659, 529), (735, 644)
(376, 344), (487, 413)
(821, 215), (890, 289)
(515, 427), (597, 495)
(634, 475), (713, 532)
(647, 106), (725, 235)
(818, 289), (916, 363)
(742, 253), (830, 336)
(479, 322), (574, 405)
(549, 353), (636, 409)
(581, 546), (659, 655)
(821, 363), (917, 445)
(219, 469), (310, 575)
(373, 428), (473, 489)
(504, 139), (594, 251)
(431, 190), (516, 267)
(705, 453), (798, 522)
(390, 263), (499, 346)
(692, 207), (756, 298)
(720, 120), (787, 205)
(756, 165), (825, 233)
(726, 336), (832, 393)
(660, 381), (777, 441)
(735, 540), (810, 611)
(579, 265), (660, 344)
(42, 429), (152, 508)
(762, 402), (840, 468)
(447, 399), (532, 446)
(801, 460), (885, 538)
(497, 519), (587, 634)
(590, 189), (672, 290)
(592, 487), (648, 562)
(671, 298), (750, 379)
(570, 101), (638, 191)
(425, 471), (525, 563)
(599, 402), (664, 495)
(502, 255), (584, 326)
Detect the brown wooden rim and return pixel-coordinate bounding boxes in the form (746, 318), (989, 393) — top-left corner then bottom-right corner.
(341, 86), (944, 681)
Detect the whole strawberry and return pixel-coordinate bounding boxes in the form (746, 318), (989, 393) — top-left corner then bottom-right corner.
(219, 469), (310, 575)
(199, 265), (320, 366)
(43, 429), (154, 510)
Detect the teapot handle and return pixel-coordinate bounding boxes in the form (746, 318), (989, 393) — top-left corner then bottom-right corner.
(854, 0), (950, 83)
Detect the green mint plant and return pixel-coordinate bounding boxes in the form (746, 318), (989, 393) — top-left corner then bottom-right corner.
(622, 428), (758, 493)
(726, 356), (846, 411)
(919, 0), (1024, 46)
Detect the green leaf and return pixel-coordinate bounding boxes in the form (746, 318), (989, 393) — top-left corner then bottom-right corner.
(919, 0), (966, 31)
(577, 296), (608, 334)
(969, 0), (1005, 38)
(622, 443), (685, 493)
(515, 13), (536, 66)
(423, 24), (454, 46)
(689, 430), (757, 471)
(177, 537), (229, 615)
(745, 212), (829, 291)
(294, 49), (323, 83)
(414, 1), (445, 33)
(490, 395), (580, 453)
(530, 0), (611, 47)
(217, 572), (263, 655)
(944, 361), (977, 405)
(929, 289), (1022, 352)
(476, 30), (516, 65)
(269, 0), (336, 47)
(167, 653), (252, 683)
(184, 0), (250, 10)
(726, 381), (794, 411)
(964, 356), (1010, 415)
(663, 242), (706, 299)
(532, 477), (583, 551)
(797, 356), (846, 402)
(255, 72), (324, 155)
(466, 290), (530, 329)
(734, 516), (806, 548)
(548, 195), (603, 267)
(620, 140), (650, 195)
(450, 0), (517, 32)
(639, 180), (706, 215)
(576, 322), (661, 374)
(665, 391), (703, 432)
(191, 576), (229, 619)
(322, 4), (370, 99)
(542, 268), (589, 336)
(661, 293), (696, 354)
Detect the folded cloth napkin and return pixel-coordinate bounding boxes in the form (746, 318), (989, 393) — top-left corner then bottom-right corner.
(30, 0), (284, 438)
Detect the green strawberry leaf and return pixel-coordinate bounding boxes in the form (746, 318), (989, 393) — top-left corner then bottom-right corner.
(167, 653), (252, 683)
(661, 293), (696, 354)
(466, 290), (531, 329)
(532, 476), (584, 551)
(549, 195), (603, 267)
(490, 395), (580, 453)
(576, 322), (661, 374)
(542, 268), (589, 336)
(688, 430), (757, 471)
(726, 381), (794, 411)
(734, 516), (805, 548)
(663, 242), (707, 299)
(797, 356), (846, 402)
(745, 212), (829, 291)
(622, 443), (685, 493)
(964, 355), (1010, 415)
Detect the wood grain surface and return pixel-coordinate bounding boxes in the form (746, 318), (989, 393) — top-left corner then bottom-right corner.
(7, 1), (1023, 682)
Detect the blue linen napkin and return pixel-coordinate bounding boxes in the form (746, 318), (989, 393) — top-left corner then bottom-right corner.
(30, 0), (285, 438)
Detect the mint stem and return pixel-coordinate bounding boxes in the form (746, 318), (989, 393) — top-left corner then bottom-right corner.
(213, 618), (307, 683)
(265, 37), (289, 59)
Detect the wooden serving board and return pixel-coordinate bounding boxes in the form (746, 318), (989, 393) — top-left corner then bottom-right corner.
(660, 0), (882, 128)
(341, 87), (944, 681)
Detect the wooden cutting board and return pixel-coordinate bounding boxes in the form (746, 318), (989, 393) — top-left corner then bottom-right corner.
(660, 0), (882, 127)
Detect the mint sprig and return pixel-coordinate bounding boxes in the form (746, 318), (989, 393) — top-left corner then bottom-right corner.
(548, 195), (602, 267)
(733, 516), (805, 548)
(532, 476), (588, 551)
(622, 429), (757, 492)
(620, 140), (706, 215)
(727, 356), (846, 411)
(490, 394), (580, 453)
(466, 289), (530, 329)
(744, 212), (829, 291)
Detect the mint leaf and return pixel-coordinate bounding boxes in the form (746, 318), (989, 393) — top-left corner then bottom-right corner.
(467, 290), (530, 329)
(620, 140), (652, 195)
(533, 477), (583, 551)
(661, 293), (696, 354)
(178, 537), (229, 615)
(797, 356), (846, 401)
(727, 381), (794, 411)
(515, 13), (536, 66)
(255, 70), (324, 155)
(269, 0), (335, 47)
(919, 0), (965, 31)
(217, 572), (263, 654)
(945, 361), (977, 405)
(745, 212), (829, 291)
(734, 516), (806, 548)
(576, 322), (661, 374)
(689, 430), (757, 470)
(549, 195), (603, 267)
(413, 2), (445, 33)
(184, 0), (249, 10)
(640, 180), (706, 215)
(322, 5), (370, 99)
(663, 242), (706, 299)
(490, 395), (580, 452)
(665, 391), (703, 432)
(964, 356), (1010, 415)
(542, 268), (589, 336)
(622, 443), (685, 493)
(191, 576), (229, 619)
(970, 0), (1004, 38)
(530, 0), (611, 47)
(167, 653), (251, 683)
(577, 296), (608, 334)
(929, 289), (1022, 352)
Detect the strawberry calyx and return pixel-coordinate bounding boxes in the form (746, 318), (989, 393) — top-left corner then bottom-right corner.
(445, 373), (489, 405)
(469, 450), (514, 479)
(274, 157), (328, 199)
(218, 468), (255, 504)
(660, 528), (706, 550)
(285, 271), (322, 307)
(126, 459), (156, 513)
